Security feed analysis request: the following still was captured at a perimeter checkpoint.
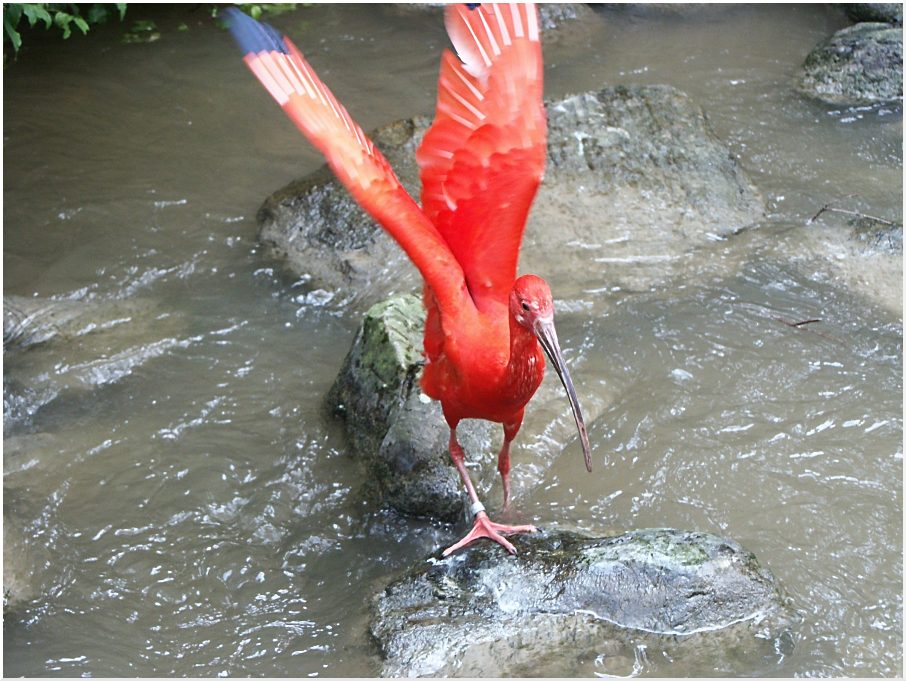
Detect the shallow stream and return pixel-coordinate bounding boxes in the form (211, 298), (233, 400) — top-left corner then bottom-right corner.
(3, 4), (902, 676)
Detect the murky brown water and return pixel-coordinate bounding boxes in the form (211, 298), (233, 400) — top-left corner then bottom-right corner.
(3, 4), (902, 677)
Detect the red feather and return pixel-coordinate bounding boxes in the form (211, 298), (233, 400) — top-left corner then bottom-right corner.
(417, 3), (546, 311)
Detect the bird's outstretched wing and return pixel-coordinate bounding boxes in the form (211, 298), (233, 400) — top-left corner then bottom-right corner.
(417, 3), (547, 311)
(224, 8), (470, 320)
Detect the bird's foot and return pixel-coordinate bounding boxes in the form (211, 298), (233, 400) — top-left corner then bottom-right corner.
(442, 511), (537, 557)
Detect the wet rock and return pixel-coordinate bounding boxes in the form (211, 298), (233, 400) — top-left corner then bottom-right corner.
(371, 528), (794, 677)
(4, 294), (134, 350)
(798, 23), (903, 105)
(326, 294), (494, 521)
(3, 523), (32, 611)
(326, 293), (612, 519)
(258, 85), (763, 308)
(387, 4), (598, 34)
(797, 207), (903, 315)
(257, 118), (428, 309)
(537, 3), (598, 31)
(3, 294), (183, 434)
(528, 85), (763, 296)
(2, 509), (45, 613)
(841, 3), (903, 26)
(850, 216), (903, 253)
(597, 4), (744, 18)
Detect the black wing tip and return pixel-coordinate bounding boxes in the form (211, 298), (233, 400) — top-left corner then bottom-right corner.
(223, 6), (288, 57)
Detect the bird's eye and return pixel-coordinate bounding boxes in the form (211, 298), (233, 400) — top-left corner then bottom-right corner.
(521, 301), (530, 311)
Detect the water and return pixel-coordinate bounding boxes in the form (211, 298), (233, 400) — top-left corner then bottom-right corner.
(3, 4), (902, 677)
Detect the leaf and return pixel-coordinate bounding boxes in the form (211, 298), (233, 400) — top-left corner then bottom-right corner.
(4, 4), (23, 29)
(4, 15), (22, 53)
(53, 11), (74, 39)
(71, 15), (89, 35)
(22, 5), (52, 29)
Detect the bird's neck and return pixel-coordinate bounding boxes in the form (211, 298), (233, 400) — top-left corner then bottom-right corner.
(504, 312), (545, 396)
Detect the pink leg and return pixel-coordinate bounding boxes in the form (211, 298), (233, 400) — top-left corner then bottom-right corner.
(498, 414), (523, 511)
(443, 424), (536, 557)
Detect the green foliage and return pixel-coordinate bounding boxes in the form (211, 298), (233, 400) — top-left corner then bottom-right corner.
(212, 4), (299, 22)
(4, 3), (126, 58)
(240, 4), (299, 20)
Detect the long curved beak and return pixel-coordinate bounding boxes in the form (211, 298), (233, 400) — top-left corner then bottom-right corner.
(533, 317), (593, 472)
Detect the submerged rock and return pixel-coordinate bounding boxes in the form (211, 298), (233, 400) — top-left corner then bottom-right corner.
(4, 294), (140, 350)
(798, 23), (903, 105)
(2, 510), (42, 612)
(258, 85), (764, 308)
(371, 528), (794, 677)
(3, 294), (183, 434)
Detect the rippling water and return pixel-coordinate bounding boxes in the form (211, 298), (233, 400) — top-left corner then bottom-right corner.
(3, 4), (902, 677)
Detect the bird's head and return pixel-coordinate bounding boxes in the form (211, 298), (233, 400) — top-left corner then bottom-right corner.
(510, 275), (593, 472)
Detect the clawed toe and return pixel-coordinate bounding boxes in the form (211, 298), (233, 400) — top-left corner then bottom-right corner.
(442, 511), (537, 557)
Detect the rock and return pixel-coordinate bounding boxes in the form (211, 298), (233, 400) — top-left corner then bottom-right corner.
(4, 294), (133, 350)
(326, 294), (426, 456)
(3, 294), (183, 435)
(794, 207), (903, 315)
(257, 119), (428, 309)
(326, 294), (495, 520)
(371, 528), (794, 677)
(526, 85), (763, 297)
(537, 3), (598, 32)
(596, 4), (744, 17)
(387, 4), (598, 34)
(841, 3), (903, 26)
(327, 293), (613, 520)
(2, 509), (45, 613)
(850, 216), (902, 253)
(258, 85), (764, 308)
(798, 23), (903, 105)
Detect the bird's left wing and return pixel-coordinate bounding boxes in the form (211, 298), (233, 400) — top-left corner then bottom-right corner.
(417, 3), (547, 310)
(224, 8), (471, 322)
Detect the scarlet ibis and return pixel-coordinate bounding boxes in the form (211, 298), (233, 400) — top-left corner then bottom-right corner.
(226, 3), (592, 556)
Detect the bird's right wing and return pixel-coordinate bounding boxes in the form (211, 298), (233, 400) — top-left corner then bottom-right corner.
(224, 8), (471, 319)
(417, 3), (547, 310)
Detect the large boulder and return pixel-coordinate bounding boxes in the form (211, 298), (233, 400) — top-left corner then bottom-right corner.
(388, 4), (599, 35)
(257, 85), (764, 309)
(325, 293), (612, 520)
(325, 294), (495, 521)
(841, 3), (903, 25)
(371, 528), (794, 677)
(797, 23), (903, 105)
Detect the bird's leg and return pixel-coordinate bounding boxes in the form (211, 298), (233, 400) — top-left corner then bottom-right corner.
(444, 427), (536, 557)
(498, 414), (523, 511)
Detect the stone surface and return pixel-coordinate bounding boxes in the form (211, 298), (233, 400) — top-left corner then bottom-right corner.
(798, 23), (903, 105)
(371, 528), (793, 677)
(2, 511), (41, 612)
(326, 294), (494, 521)
(841, 3), (903, 26)
(388, 3), (598, 35)
(257, 85), (764, 308)
(3, 295), (182, 435)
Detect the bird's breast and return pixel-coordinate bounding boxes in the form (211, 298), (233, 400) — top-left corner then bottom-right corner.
(420, 321), (544, 425)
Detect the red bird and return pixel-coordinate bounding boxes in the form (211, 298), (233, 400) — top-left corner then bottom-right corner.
(226, 3), (592, 556)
